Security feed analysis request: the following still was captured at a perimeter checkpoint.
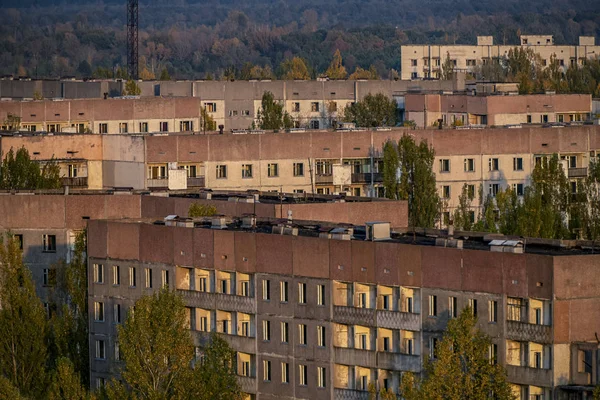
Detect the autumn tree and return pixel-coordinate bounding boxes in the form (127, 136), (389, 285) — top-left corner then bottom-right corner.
(349, 65), (379, 80)
(123, 79), (141, 96)
(48, 358), (93, 400)
(441, 52), (454, 80)
(256, 91), (294, 130)
(581, 160), (600, 241)
(280, 57), (310, 80)
(188, 203), (218, 217)
(342, 93), (397, 127)
(0, 147), (61, 190)
(401, 308), (515, 400)
(200, 107), (216, 132)
(382, 140), (399, 199)
(325, 49), (347, 79)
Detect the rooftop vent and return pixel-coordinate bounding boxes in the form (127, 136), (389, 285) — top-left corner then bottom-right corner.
(489, 239), (524, 253)
(176, 218), (194, 228)
(365, 222), (391, 241)
(241, 215), (257, 229)
(164, 215), (178, 227)
(211, 217), (228, 230)
(320, 227), (354, 240)
(435, 237), (464, 249)
(272, 224), (298, 236)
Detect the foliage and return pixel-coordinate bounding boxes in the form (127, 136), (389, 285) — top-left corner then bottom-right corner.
(280, 57), (310, 80)
(3, 113), (21, 130)
(159, 68), (171, 81)
(0, 146), (62, 190)
(348, 65), (379, 80)
(123, 80), (141, 96)
(256, 91), (294, 130)
(238, 63), (274, 80)
(382, 140), (399, 199)
(342, 93), (397, 127)
(325, 49), (347, 79)
(593, 385), (600, 400)
(453, 183), (474, 231)
(441, 52), (454, 80)
(200, 107), (216, 132)
(367, 382), (395, 400)
(581, 160), (600, 241)
(48, 358), (94, 400)
(0, 376), (25, 400)
(0, 234), (48, 397)
(188, 203), (218, 217)
(401, 308), (515, 400)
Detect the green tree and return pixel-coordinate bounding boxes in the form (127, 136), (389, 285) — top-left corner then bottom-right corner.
(593, 385), (600, 400)
(0, 376), (25, 400)
(0, 234), (48, 397)
(453, 183), (475, 231)
(200, 107), (216, 132)
(325, 49), (347, 79)
(496, 187), (519, 235)
(3, 113), (21, 131)
(441, 52), (454, 80)
(0, 146), (61, 190)
(124, 79), (141, 96)
(401, 308), (515, 400)
(256, 91), (294, 130)
(280, 57), (310, 80)
(159, 68), (171, 81)
(188, 203), (218, 217)
(77, 60), (92, 77)
(48, 357), (93, 400)
(348, 65), (379, 80)
(382, 140), (399, 199)
(581, 160), (600, 241)
(342, 93), (397, 127)
(505, 47), (544, 94)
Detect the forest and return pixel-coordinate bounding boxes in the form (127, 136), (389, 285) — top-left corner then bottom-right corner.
(0, 0), (599, 79)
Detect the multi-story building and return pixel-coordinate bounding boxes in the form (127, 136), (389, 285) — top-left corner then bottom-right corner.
(401, 35), (599, 80)
(87, 215), (600, 399)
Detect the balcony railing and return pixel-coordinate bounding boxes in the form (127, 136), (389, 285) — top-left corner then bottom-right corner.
(334, 388), (370, 400)
(377, 351), (421, 372)
(237, 376), (256, 394)
(147, 178), (168, 188)
(60, 177), (88, 187)
(568, 167), (588, 178)
(376, 310), (420, 331)
(506, 365), (552, 387)
(178, 290), (256, 314)
(351, 172), (383, 184)
(187, 176), (206, 187)
(334, 347), (377, 368)
(333, 306), (376, 326)
(315, 174), (333, 184)
(506, 320), (552, 344)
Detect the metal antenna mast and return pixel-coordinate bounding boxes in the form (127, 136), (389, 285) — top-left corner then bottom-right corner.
(127, 0), (139, 80)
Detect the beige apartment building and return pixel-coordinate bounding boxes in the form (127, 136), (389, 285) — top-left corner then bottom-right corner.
(401, 35), (599, 80)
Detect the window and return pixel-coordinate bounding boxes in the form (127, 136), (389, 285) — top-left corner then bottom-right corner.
(43, 234), (56, 252)
(449, 296), (457, 318)
(316, 160), (332, 175)
(94, 302), (104, 322)
(184, 165), (197, 178)
(280, 281), (289, 302)
(43, 268), (56, 286)
(205, 103), (217, 113)
(263, 360), (271, 381)
(317, 285), (325, 306)
(13, 234), (23, 250)
(199, 316), (208, 331)
(464, 158), (475, 172)
(119, 123), (128, 133)
(95, 340), (105, 359)
(429, 337), (438, 359)
(469, 298), (478, 317)
(219, 278), (228, 294)
(298, 283), (306, 304)
(281, 362), (290, 383)
(216, 165), (227, 179)
(467, 184), (475, 198)
(241, 164), (253, 178)
(267, 163), (279, 177)
(299, 324), (307, 345)
(411, 72), (418, 79)
(466, 59), (477, 66)
(293, 162), (304, 177)
(534, 307), (542, 325)
(489, 343), (498, 365)
(129, 267), (136, 287)
(383, 336), (390, 351)
(317, 325), (326, 347)
(541, 114), (548, 123)
(411, 59), (418, 66)
(262, 320), (271, 341)
(162, 270), (169, 287)
(113, 265), (120, 285)
(148, 165), (167, 179)
(443, 211), (450, 225)
(489, 158), (499, 171)
(428, 295), (437, 317)
(299, 365), (307, 386)
(513, 183), (524, 196)
(240, 280), (250, 297)
(240, 359), (250, 376)
(317, 367), (326, 388)
(310, 120), (320, 129)
(292, 102), (300, 112)
(513, 157), (523, 171)
(442, 185), (451, 199)
(382, 294), (391, 310)
(356, 292), (367, 308)
(114, 342), (120, 361)
(99, 123), (108, 134)
(311, 102), (320, 112)
(198, 276), (207, 292)
(533, 351), (542, 368)
(180, 120), (193, 131)
(489, 183), (499, 197)
(262, 280), (270, 301)
(67, 164), (78, 178)
(488, 300), (498, 323)
(228, 110), (238, 117)
(145, 268), (152, 289)
(114, 304), (121, 324)
(139, 122), (148, 133)
(96, 378), (105, 389)
(93, 264), (104, 284)
(439, 159), (450, 173)
(527, 115), (532, 123)
(403, 337), (414, 355)
(281, 322), (289, 343)
(159, 122), (168, 132)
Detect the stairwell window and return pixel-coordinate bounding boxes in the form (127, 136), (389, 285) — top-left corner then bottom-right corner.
(129, 267), (137, 288)
(263, 360), (271, 381)
(299, 324), (307, 345)
(317, 367), (326, 388)
(428, 295), (437, 317)
(317, 325), (326, 347)
(145, 268), (153, 289)
(299, 365), (308, 386)
(298, 283), (306, 304)
(281, 362), (290, 383)
(280, 281), (289, 302)
(262, 279), (270, 301)
(262, 320), (271, 341)
(43, 234), (56, 253)
(449, 296), (457, 318)
(488, 300), (498, 323)
(113, 265), (120, 285)
(281, 322), (289, 343)
(93, 264), (104, 284)
(317, 285), (325, 306)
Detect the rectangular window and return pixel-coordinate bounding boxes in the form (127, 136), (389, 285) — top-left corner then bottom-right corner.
(198, 277), (207, 292)
(99, 123), (108, 134)
(317, 325), (326, 347)
(293, 162), (304, 177)
(513, 183), (524, 196)
(139, 122), (148, 133)
(241, 164), (253, 178)
(184, 165), (197, 178)
(119, 123), (128, 133)
(145, 268), (153, 289)
(113, 265), (120, 285)
(93, 264), (104, 284)
(469, 298), (478, 317)
(43, 268), (56, 286)
(299, 365), (308, 386)
(94, 302), (104, 322)
(43, 234), (56, 252)
(159, 122), (168, 132)
(179, 120), (193, 131)
(489, 183), (499, 197)
(67, 164), (78, 178)
(292, 102), (300, 112)
(114, 304), (121, 324)
(317, 367), (326, 388)
(464, 158), (475, 172)
(205, 103), (217, 113)
(411, 59), (418, 66)
(439, 159), (450, 173)
(13, 234), (23, 250)
(489, 343), (498, 365)
(281, 362), (290, 383)
(267, 163), (279, 177)
(240, 280), (249, 297)
(428, 295), (437, 317)
(240, 359), (250, 376)
(262, 320), (271, 341)
(467, 184), (475, 198)
(311, 102), (320, 112)
(199, 316), (208, 332)
(429, 337), (438, 359)
(129, 267), (136, 287)
(442, 185), (451, 199)
(488, 300), (498, 323)
(114, 342), (120, 361)
(513, 157), (523, 171)
(262, 279), (270, 301)
(216, 165), (227, 179)
(317, 285), (325, 306)
(449, 296), (457, 318)
(162, 270), (169, 287)
(281, 322), (289, 343)
(298, 283), (306, 304)
(95, 340), (105, 359)
(299, 324), (307, 345)
(219, 279), (228, 294)
(356, 292), (367, 308)
(489, 158), (499, 171)
(280, 281), (289, 302)
(263, 360), (271, 381)
(403, 338), (414, 355)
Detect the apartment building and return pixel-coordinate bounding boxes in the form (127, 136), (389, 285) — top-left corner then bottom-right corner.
(87, 216), (600, 399)
(401, 35), (599, 80)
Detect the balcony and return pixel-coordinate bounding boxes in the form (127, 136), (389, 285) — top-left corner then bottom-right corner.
(334, 347), (377, 368)
(147, 178), (168, 188)
(237, 376), (256, 394)
(315, 174), (333, 184)
(191, 331), (255, 354)
(376, 310), (420, 331)
(506, 365), (552, 387)
(187, 176), (205, 187)
(377, 352), (421, 372)
(506, 321), (552, 344)
(178, 290), (256, 314)
(334, 388), (370, 400)
(351, 172), (383, 184)
(568, 167), (588, 178)
(60, 177), (88, 187)
(333, 306), (376, 326)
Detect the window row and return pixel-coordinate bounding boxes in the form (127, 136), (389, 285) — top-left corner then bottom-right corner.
(216, 162), (305, 179)
(427, 295), (498, 323)
(94, 339), (120, 361)
(93, 264), (169, 288)
(439, 157), (525, 173)
(262, 280), (326, 306)
(262, 360), (326, 388)
(441, 182), (525, 198)
(94, 302), (124, 324)
(100, 120), (196, 134)
(262, 320), (327, 347)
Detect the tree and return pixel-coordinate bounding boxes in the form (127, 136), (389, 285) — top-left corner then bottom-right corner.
(200, 107), (216, 132)
(2, 113), (21, 131)
(188, 203), (218, 217)
(382, 140), (399, 199)
(453, 183), (475, 231)
(159, 68), (171, 81)
(77, 60), (92, 77)
(441, 52), (454, 80)
(48, 358), (93, 400)
(256, 91), (294, 130)
(342, 93), (397, 127)
(349, 65), (379, 80)
(495, 187), (519, 235)
(123, 79), (141, 96)
(111, 288), (193, 399)
(581, 160), (600, 241)
(0, 234), (48, 397)
(0, 146), (61, 190)
(401, 308), (515, 400)
(280, 57), (310, 80)
(325, 49), (347, 79)
(140, 67), (156, 80)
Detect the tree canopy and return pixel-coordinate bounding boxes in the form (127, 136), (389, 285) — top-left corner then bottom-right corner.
(256, 91), (294, 130)
(342, 93), (397, 127)
(0, 147), (61, 190)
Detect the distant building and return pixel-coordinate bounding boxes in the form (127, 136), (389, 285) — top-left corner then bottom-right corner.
(401, 35), (599, 80)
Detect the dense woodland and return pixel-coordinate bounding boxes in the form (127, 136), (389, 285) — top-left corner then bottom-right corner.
(1, 0), (599, 79)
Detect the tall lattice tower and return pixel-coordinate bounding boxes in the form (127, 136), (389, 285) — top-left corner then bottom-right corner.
(127, 0), (139, 80)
